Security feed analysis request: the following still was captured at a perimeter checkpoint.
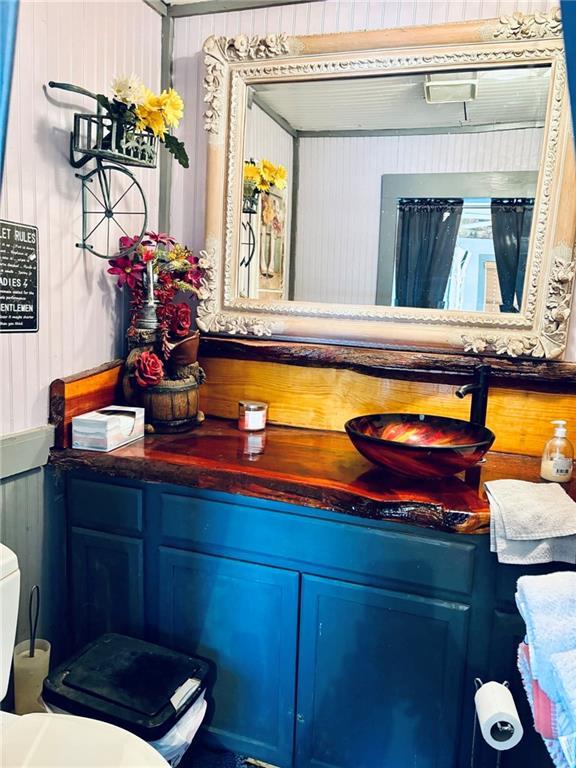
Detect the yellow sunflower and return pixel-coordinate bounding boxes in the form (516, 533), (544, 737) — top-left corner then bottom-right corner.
(142, 89), (166, 112)
(161, 88), (184, 128)
(273, 164), (287, 190)
(136, 89), (167, 137)
(137, 108), (166, 138)
(258, 159), (277, 184)
(243, 163), (261, 186)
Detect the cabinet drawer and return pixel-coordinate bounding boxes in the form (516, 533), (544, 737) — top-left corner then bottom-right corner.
(68, 478), (143, 535)
(160, 493), (476, 596)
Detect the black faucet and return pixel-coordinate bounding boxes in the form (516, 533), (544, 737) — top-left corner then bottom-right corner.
(455, 364), (491, 426)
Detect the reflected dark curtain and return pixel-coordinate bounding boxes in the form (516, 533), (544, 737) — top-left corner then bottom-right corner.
(394, 198), (463, 308)
(490, 198), (534, 313)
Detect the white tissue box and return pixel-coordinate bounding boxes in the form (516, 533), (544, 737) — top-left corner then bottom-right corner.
(72, 406), (145, 452)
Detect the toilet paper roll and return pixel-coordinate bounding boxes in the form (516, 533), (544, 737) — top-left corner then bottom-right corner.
(474, 681), (523, 751)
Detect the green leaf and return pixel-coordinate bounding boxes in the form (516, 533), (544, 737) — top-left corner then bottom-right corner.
(123, 109), (137, 126)
(96, 94), (111, 112)
(163, 133), (189, 169)
(109, 101), (126, 119)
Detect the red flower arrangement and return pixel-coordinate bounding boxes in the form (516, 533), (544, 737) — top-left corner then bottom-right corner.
(108, 231), (207, 390)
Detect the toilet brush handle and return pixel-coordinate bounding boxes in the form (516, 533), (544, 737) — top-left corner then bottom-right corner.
(28, 585), (40, 658)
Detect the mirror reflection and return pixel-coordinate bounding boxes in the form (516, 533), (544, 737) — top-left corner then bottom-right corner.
(239, 64), (550, 313)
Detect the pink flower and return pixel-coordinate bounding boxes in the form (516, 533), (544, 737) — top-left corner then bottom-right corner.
(183, 256), (202, 288)
(107, 256), (144, 288)
(119, 235), (140, 251)
(142, 231), (176, 247)
(183, 269), (202, 289)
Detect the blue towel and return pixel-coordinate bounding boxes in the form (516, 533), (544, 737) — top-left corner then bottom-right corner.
(516, 573), (576, 699)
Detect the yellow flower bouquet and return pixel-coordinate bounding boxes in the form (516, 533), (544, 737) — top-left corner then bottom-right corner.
(96, 74), (189, 168)
(243, 158), (287, 213)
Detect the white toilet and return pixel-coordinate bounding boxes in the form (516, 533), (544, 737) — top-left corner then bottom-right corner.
(0, 542), (169, 767)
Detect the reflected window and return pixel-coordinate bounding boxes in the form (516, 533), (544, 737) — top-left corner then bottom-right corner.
(392, 197), (534, 312)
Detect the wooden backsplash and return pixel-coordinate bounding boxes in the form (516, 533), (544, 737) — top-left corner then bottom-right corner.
(49, 341), (576, 458)
(198, 341), (576, 459)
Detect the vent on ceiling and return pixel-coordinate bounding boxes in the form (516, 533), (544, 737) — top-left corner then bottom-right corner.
(425, 73), (478, 104)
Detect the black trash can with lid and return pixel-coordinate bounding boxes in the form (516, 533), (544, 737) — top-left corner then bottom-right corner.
(42, 633), (209, 742)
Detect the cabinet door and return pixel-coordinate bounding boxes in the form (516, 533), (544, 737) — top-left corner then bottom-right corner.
(158, 548), (299, 768)
(69, 528), (144, 648)
(296, 576), (470, 768)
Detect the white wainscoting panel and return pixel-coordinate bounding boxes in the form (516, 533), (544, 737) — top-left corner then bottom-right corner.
(0, 467), (66, 657)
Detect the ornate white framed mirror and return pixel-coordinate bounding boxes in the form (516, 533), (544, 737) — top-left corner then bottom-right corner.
(199, 9), (575, 359)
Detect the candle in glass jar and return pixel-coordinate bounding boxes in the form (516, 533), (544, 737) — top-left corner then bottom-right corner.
(238, 401), (268, 431)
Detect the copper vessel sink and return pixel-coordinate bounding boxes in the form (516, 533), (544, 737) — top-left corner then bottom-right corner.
(345, 413), (495, 479)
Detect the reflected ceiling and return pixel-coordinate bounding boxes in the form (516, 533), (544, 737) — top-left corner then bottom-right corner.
(250, 66), (551, 132)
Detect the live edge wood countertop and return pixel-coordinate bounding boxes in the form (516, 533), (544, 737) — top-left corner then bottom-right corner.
(49, 417), (576, 535)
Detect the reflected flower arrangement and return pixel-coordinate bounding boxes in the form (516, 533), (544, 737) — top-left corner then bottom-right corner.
(243, 158), (287, 213)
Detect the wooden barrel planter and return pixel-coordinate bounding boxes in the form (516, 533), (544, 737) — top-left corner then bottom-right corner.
(123, 346), (205, 433)
(137, 375), (202, 433)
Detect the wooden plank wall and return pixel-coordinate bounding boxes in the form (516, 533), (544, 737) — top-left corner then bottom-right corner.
(198, 357), (576, 458)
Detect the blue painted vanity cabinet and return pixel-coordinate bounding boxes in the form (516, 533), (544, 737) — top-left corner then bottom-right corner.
(65, 473), (556, 768)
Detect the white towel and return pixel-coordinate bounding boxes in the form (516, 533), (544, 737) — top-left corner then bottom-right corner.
(486, 480), (576, 539)
(516, 572), (576, 619)
(486, 480), (576, 565)
(552, 650), (576, 734)
(516, 573), (576, 696)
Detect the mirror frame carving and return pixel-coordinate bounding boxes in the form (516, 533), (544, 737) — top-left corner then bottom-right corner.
(200, 9), (576, 359)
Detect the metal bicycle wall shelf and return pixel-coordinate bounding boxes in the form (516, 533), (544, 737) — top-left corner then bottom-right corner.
(49, 81), (156, 259)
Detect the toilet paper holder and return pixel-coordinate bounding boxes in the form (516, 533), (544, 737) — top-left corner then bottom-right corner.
(470, 678), (513, 768)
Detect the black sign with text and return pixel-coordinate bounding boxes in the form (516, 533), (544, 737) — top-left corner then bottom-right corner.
(0, 220), (39, 333)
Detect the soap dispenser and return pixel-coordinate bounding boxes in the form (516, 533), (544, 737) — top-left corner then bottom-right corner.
(540, 420), (574, 483)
